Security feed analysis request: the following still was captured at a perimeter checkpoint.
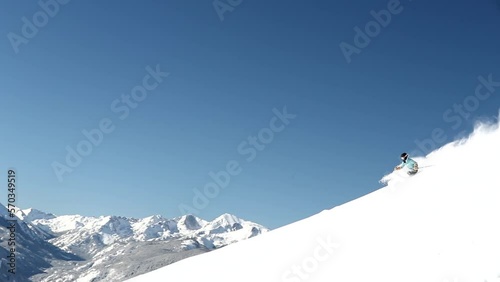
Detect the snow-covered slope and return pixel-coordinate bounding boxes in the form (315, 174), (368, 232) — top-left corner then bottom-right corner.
(128, 119), (500, 282)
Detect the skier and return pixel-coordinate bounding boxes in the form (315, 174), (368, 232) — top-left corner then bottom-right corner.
(394, 152), (419, 175)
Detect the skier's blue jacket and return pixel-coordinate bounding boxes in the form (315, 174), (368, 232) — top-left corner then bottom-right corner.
(397, 158), (418, 171)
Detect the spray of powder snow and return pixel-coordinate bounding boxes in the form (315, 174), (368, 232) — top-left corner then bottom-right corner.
(380, 115), (500, 187)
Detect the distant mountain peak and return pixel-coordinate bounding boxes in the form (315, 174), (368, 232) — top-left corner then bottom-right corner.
(214, 213), (240, 224)
(177, 214), (205, 231)
(17, 207), (56, 222)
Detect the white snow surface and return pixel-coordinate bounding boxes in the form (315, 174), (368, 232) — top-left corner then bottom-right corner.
(128, 119), (500, 282)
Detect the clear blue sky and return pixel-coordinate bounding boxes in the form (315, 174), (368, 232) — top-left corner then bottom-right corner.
(1, 0), (499, 229)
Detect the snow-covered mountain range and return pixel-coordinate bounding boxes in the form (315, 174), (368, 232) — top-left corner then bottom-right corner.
(0, 206), (268, 281)
(128, 120), (500, 282)
(0, 207), (80, 282)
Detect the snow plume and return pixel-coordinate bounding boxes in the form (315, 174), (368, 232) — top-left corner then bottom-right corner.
(380, 115), (500, 186)
(128, 116), (500, 282)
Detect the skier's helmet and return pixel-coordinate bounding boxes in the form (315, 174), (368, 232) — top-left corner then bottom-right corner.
(401, 152), (408, 162)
